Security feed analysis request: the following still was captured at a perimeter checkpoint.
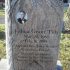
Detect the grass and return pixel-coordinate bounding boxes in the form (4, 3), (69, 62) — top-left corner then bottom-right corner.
(0, 24), (5, 40)
(59, 33), (70, 70)
(0, 8), (5, 59)
(0, 24), (5, 32)
(0, 24), (6, 59)
(0, 11), (5, 16)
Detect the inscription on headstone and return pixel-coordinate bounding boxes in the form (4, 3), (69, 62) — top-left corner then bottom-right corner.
(6, 0), (63, 70)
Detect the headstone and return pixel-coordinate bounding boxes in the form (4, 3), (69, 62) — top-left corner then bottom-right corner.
(6, 0), (63, 70)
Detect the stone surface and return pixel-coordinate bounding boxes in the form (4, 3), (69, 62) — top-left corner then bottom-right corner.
(0, 59), (7, 70)
(6, 0), (63, 70)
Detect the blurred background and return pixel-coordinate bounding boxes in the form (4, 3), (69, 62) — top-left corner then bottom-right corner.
(0, 0), (70, 70)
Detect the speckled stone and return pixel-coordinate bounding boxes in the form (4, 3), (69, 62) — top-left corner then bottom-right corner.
(6, 0), (63, 70)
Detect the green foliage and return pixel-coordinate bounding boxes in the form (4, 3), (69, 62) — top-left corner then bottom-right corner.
(64, 8), (70, 30)
(59, 7), (70, 70)
(0, 24), (6, 59)
(0, 40), (6, 59)
(59, 34), (70, 70)
(0, 24), (5, 40)
(0, 24), (5, 32)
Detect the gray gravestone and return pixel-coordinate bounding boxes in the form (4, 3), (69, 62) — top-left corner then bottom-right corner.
(6, 0), (63, 70)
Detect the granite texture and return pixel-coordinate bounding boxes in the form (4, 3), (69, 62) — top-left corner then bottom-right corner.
(6, 0), (63, 70)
